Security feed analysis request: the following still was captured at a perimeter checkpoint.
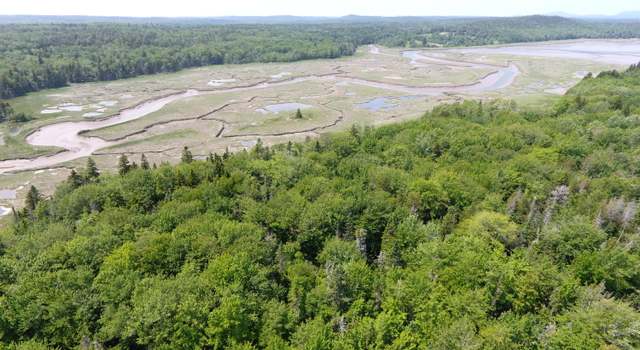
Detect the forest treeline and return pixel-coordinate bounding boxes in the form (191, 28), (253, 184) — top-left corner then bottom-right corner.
(1, 63), (640, 349)
(2, 15), (640, 98)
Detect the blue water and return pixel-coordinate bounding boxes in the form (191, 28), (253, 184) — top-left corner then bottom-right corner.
(357, 97), (398, 112)
(487, 65), (519, 90)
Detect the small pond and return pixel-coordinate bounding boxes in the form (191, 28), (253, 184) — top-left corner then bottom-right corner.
(0, 189), (16, 200)
(357, 97), (398, 112)
(0, 206), (12, 216)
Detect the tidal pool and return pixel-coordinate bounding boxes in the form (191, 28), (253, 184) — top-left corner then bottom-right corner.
(240, 140), (258, 148)
(41, 109), (62, 114)
(59, 104), (84, 112)
(271, 72), (292, 79)
(358, 97), (398, 111)
(83, 112), (104, 118)
(0, 206), (11, 216)
(0, 189), (16, 200)
(207, 79), (237, 87)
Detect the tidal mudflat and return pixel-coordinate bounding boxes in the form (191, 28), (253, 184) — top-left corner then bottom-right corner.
(0, 39), (636, 208)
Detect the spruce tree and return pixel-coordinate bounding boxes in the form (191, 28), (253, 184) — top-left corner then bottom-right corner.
(84, 157), (100, 181)
(181, 146), (193, 163)
(254, 139), (268, 159)
(67, 169), (83, 189)
(24, 185), (41, 213)
(118, 154), (131, 176)
(0, 102), (14, 123)
(223, 147), (230, 160)
(213, 153), (225, 177)
(255, 139), (264, 154)
(140, 153), (150, 170)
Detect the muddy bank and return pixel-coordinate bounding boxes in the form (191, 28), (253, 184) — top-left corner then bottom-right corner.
(0, 90), (198, 173)
(452, 39), (640, 65)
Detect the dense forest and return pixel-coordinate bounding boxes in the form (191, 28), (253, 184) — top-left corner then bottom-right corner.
(3, 15), (640, 98)
(2, 63), (640, 349)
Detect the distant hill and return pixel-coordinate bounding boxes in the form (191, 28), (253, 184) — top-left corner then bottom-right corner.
(0, 14), (586, 25)
(616, 11), (640, 19)
(546, 11), (640, 20)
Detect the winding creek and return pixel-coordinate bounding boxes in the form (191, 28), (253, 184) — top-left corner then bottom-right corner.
(0, 51), (521, 174)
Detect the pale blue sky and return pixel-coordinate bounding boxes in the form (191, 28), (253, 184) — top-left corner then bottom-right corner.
(0, 0), (638, 17)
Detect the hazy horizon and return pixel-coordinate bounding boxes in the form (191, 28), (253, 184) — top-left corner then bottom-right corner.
(0, 0), (638, 18)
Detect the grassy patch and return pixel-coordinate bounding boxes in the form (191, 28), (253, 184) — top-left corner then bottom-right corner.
(102, 129), (199, 151)
(0, 134), (62, 161)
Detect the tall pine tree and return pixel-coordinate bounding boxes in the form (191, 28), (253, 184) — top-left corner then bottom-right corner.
(84, 158), (100, 181)
(181, 146), (193, 163)
(67, 169), (83, 189)
(24, 185), (41, 214)
(140, 153), (150, 170)
(118, 154), (131, 176)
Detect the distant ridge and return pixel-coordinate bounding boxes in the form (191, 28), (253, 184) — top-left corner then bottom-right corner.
(0, 14), (582, 25)
(545, 11), (640, 20)
(616, 11), (640, 19)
